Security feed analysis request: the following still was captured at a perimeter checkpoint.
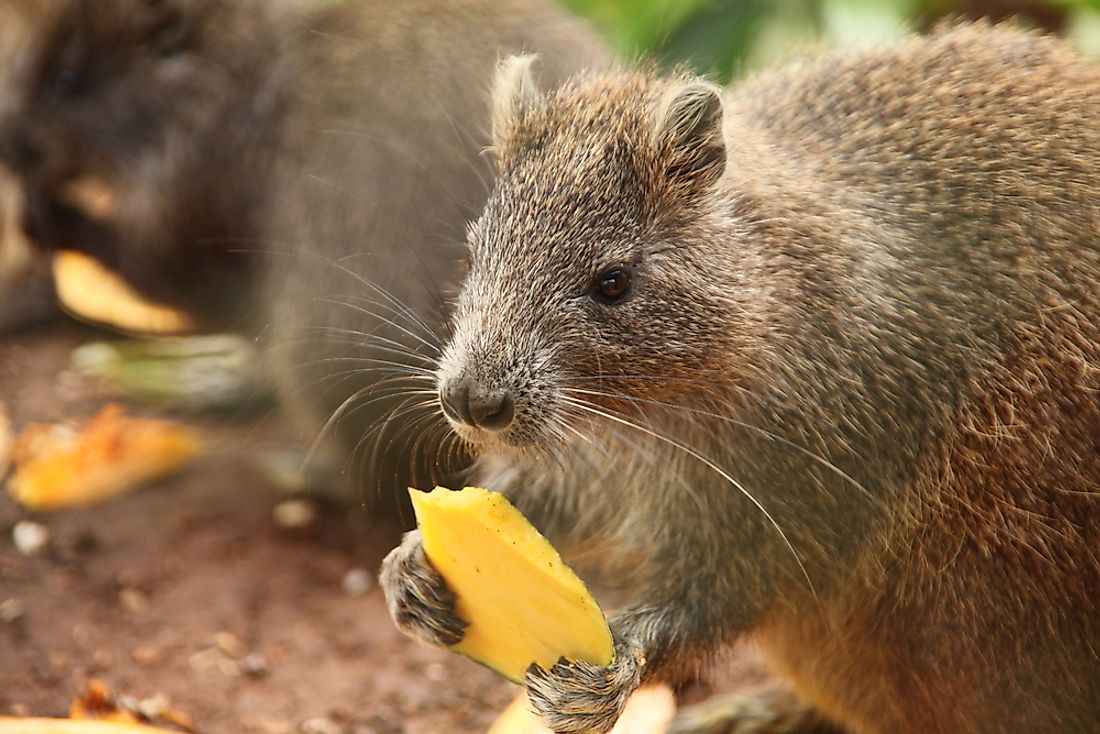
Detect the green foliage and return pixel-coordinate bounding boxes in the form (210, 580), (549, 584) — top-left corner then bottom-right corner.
(564, 0), (1100, 81)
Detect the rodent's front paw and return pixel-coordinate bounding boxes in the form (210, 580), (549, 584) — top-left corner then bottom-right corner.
(379, 529), (467, 648)
(524, 641), (645, 734)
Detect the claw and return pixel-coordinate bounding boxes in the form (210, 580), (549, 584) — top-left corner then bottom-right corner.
(380, 530), (468, 648)
(523, 644), (643, 734)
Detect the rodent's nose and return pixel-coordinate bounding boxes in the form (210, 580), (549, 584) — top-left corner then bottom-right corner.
(439, 378), (515, 432)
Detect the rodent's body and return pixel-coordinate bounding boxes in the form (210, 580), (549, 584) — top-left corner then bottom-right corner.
(0, 169), (53, 331)
(262, 0), (605, 495)
(718, 28), (1100, 730)
(0, 0), (605, 492)
(383, 24), (1100, 734)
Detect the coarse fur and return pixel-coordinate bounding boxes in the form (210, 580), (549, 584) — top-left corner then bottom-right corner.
(0, 166), (54, 331)
(0, 0), (289, 324)
(382, 23), (1100, 733)
(0, 0), (606, 494)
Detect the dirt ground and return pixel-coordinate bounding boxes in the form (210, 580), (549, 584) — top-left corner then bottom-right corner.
(0, 321), (766, 734)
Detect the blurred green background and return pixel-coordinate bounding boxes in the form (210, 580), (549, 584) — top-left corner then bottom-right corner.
(564, 0), (1100, 81)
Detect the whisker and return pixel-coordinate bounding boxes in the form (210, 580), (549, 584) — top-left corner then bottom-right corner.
(299, 323), (439, 363)
(559, 395), (817, 598)
(560, 387), (874, 502)
(316, 296), (442, 355)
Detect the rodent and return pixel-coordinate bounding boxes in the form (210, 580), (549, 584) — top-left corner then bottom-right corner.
(0, 0), (605, 494)
(381, 23), (1100, 734)
(0, 167), (54, 332)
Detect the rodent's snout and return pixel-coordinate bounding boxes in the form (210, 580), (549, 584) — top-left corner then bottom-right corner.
(439, 376), (516, 432)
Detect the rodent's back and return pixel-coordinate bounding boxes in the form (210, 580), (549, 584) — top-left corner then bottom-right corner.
(728, 27), (1100, 729)
(729, 24), (1100, 303)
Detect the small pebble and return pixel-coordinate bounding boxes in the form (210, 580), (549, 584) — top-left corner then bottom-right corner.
(242, 653), (269, 677)
(341, 567), (373, 597)
(214, 630), (247, 658)
(119, 588), (149, 613)
(301, 717), (342, 734)
(0, 598), (25, 623)
(12, 520), (49, 556)
(136, 693), (170, 719)
(132, 645), (162, 666)
(273, 499), (317, 529)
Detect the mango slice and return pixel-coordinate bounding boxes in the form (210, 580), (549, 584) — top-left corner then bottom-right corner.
(409, 486), (614, 683)
(8, 404), (201, 511)
(53, 250), (194, 335)
(0, 720), (178, 734)
(487, 686), (676, 734)
(0, 402), (12, 480)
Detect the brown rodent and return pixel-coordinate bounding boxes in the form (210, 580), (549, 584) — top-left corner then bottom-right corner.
(381, 24), (1100, 734)
(0, 0), (605, 493)
(0, 0), (289, 324)
(0, 167), (54, 332)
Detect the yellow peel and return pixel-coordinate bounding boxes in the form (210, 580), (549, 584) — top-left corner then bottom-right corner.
(410, 486), (614, 683)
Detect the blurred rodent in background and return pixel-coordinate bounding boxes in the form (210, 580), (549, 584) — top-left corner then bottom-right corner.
(0, 0), (606, 499)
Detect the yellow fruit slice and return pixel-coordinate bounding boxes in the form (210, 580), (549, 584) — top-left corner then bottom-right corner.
(53, 250), (194, 335)
(409, 486), (614, 683)
(0, 402), (12, 480)
(8, 404), (201, 511)
(0, 720), (178, 734)
(487, 686), (676, 734)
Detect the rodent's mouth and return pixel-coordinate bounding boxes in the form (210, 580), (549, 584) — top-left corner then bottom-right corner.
(439, 406), (550, 455)
(443, 418), (533, 452)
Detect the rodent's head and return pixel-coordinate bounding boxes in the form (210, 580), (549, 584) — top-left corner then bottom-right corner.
(0, 0), (284, 322)
(438, 57), (761, 454)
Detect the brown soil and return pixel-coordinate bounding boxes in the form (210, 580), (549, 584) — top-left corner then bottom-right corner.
(0, 322), (765, 734)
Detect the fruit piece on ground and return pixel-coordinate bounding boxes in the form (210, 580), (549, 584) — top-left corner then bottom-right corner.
(53, 250), (194, 335)
(0, 719), (179, 733)
(487, 685), (677, 734)
(71, 335), (271, 412)
(409, 486), (614, 683)
(7, 404), (201, 511)
(0, 402), (12, 480)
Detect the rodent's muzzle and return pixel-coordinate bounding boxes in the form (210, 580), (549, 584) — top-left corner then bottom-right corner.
(439, 376), (516, 432)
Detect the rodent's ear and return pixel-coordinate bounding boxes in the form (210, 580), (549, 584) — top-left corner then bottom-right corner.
(490, 54), (543, 164)
(653, 81), (726, 197)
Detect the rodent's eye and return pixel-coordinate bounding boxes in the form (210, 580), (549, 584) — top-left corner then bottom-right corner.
(592, 265), (631, 304)
(52, 66), (83, 96)
(49, 36), (86, 98)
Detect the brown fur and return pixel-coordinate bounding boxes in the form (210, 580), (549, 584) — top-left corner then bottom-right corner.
(419, 24), (1100, 734)
(0, 166), (54, 331)
(0, 0), (606, 493)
